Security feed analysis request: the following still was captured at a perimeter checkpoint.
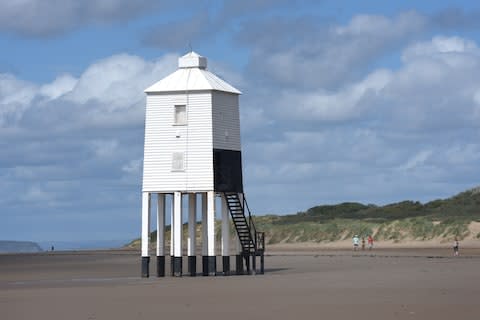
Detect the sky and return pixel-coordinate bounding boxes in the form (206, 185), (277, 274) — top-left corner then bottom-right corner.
(1, 0), (480, 244)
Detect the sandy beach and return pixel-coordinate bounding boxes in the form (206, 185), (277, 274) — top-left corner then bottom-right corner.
(1, 247), (480, 320)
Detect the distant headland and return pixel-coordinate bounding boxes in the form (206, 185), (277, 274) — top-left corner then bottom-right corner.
(0, 240), (43, 253)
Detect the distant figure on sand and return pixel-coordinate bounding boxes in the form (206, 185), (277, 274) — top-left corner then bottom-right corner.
(368, 235), (374, 250)
(51, 245), (54, 251)
(353, 235), (360, 251)
(361, 237), (365, 250)
(453, 237), (459, 256)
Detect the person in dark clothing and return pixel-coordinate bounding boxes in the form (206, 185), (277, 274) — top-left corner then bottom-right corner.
(453, 237), (459, 256)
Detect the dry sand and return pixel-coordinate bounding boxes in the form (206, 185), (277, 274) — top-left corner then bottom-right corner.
(1, 248), (480, 320)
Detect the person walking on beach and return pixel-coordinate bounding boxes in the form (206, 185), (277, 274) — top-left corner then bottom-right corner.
(453, 237), (459, 256)
(368, 235), (374, 250)
(353, 235), (360, 251)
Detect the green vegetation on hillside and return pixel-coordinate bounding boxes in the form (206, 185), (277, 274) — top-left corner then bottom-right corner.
(276, 187), (480, 224)
(254, 187), (480, 244)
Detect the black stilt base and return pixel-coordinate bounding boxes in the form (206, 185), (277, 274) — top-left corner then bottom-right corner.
(141, 256), (150, 278)
(222, 256), (230, 275)
(236, 255), (243, 275)
(245, 254), (250, 274)
(156, 256), (165, 277)
(207, 256), (216, 276)
(170, 256), (174, 276)
(201, 256), (217, 276)
(173, 256), (182, 277)
(251, 254), (256, 275)
(260, 254), (265, 274)
(202, 256), (208, 276)
(188, 256), (196, 276)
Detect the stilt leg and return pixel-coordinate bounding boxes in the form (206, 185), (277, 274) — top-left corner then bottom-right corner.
(201, 193), (208, 276)
(156, 256), (165, 277)
(207, 191), (216, 276)
(260, 254), (264, 274)
(252, 253), (256, 275)
(188, 194), (197, 276)
(156, 194), (165, 277)
(223, 256), (230, 276)
(221, 195), (230, 276)
(141, 192), (151, 278)
(188, 256), (196, 276)
(173, 192), (182, 277)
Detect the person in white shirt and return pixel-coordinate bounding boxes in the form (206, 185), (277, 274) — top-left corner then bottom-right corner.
(353, 235), (360, 251)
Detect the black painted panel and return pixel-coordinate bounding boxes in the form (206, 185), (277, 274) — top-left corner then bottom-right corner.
(213, 149), (243, 192)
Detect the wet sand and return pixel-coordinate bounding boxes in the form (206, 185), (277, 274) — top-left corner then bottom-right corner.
(1, 248), (480, 320)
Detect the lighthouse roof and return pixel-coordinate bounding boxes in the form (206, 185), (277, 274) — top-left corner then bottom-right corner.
(144, 52), (241, 94)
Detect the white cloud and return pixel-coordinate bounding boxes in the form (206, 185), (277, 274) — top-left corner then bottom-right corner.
(0, 53), (178, 129)
(90, 139), (119, 158)
(398, 150), (432, 171)
(335, 11), (426, 37)
(65, 54), (177, 109)
(276, 69), (392, 121)
(242, 11), (427, 90)
(0, 0), (158, 36)
(0, 74), (37, 125)
(444, 144), (480, 165)
(402, 36), (480, 63)
(258, 34), (480, 134)
(122, 159), (142, 174)
(39, 74), (77, 100)
(21, 185), (55, 204)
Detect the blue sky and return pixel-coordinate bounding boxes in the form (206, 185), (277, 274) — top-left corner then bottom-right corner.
(1, 0), (480, 244)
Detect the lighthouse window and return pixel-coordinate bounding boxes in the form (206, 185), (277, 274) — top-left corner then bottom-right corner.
(174, 105), (187, 125)
(172, 152), (185, 171)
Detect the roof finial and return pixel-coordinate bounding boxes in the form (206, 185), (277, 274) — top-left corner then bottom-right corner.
(188, 42), (193, 53)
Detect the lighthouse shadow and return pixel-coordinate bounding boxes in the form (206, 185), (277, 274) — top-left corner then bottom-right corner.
(187, 267), (290, 276)
(264, 267), (290, 273)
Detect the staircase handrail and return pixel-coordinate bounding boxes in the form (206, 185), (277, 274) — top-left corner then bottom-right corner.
(242, 195), (258, 251)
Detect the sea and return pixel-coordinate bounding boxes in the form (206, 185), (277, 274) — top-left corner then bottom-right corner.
(37, 239), (131, 252)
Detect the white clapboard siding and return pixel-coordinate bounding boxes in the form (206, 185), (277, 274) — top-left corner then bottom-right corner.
(212, 91), (241, 151)
(142, 52), (243, 193)
(142, 92), (214, 192)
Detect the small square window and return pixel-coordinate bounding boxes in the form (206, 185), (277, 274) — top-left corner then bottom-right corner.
(174, 105), (186, 125)
(172, 152), (185, 171)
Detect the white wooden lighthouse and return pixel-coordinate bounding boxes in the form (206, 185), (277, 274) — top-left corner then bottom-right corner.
(140, 52), (264, 277)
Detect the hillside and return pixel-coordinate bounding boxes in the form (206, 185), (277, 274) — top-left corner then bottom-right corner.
(255, 187), (480, 245)
(127, 187), (480, 248)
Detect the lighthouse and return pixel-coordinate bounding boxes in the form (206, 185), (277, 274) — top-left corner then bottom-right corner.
(140, 52), (264, 277)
